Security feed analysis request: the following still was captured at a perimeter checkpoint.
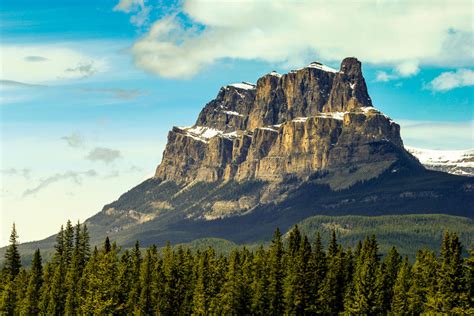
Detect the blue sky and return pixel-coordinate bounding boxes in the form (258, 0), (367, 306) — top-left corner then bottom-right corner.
(1, 0), (473, 245)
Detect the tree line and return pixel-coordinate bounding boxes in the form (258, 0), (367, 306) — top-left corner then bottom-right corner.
(1, 221), (473, 315)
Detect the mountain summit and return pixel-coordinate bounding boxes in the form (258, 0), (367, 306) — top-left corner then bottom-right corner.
(156, 58), (410, 185)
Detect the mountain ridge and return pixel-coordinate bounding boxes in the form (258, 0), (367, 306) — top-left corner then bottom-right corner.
(4, 57), (473, 257)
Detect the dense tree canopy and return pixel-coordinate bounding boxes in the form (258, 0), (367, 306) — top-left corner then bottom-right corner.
(1, 223), (473, 315)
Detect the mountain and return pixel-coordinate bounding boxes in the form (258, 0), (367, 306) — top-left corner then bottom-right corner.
(407, 147), (474, 176)
(5, 57), (474, 258)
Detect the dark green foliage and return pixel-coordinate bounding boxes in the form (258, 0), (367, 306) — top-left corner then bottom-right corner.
(22, 249), (43, 315)
(3, 224), (21, 279)
(2, 222), (473, 314)
(391, 257), (411, 314)
(0, 224), (22, 315)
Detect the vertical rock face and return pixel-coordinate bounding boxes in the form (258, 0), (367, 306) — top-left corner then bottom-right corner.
(155, 57), (410, 184)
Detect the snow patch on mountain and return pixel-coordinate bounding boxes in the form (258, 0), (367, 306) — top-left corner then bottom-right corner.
(406, 146), (474, 176)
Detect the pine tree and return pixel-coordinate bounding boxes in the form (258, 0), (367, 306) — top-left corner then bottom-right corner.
(38, 262), (53, 313)
(327, 229), (338, 258)
(116, 250), (132, 313)
(319, 245), (346, 314)
(344, 235), (380, 314)
(466, 249), (474, 311)
(0, 277), (16, 314)
(13, 269), (28, 314)
(267, 228), (285, 315)
(391, 256), (411, 314)
(220, 250), (245, 314)
(427, 232), (468, 313)
(47, 224), (69, 315)
(251, 246), (269, 314)
(407, 249), (438, 314)
(126, 240), (142, 313)
(3, 223), (22, 279)
(79, 246), (99, 313)
(0, 223), (22, 315)
(22, 249), (43, 315)
(63, 220), (74, 265)
(138, 245), (158, 315)
(284, 234), (313, 315)
(65, 222), (88, 315)
(307, 232), (327, 314)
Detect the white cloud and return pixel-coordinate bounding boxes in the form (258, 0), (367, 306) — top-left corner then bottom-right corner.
(22, 170), (97, 197)
(114, 0), (151, 27)
(428, 68), (474, 92)
(114, 0), (145, 13)
(395, 60), (419, 77)
(61, 132), (85, 148)
(128, 0), (473, 78)
(0, 45), (107, 83)
(399, 119), (473, 149)
(86, 147), (122, 164)
(375, 71), (396, 82)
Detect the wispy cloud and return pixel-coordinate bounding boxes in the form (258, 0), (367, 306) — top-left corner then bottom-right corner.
(0, 79), (45, 89)
(80, 87), (145, 100)
(22, 170), (97, 197)
(24, 55), (48, 62)
(64, 61), (98, 78)
(427, 69), (474, 92)
(86, 147), (121, 164)
(61, 132), (85, 148)
(375, 61), (420, 82)
(1, 168), (31, 179)
(0, 45), (107, 83)
(114, 0), (151, 27)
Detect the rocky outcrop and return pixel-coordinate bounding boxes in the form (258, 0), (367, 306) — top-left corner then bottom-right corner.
(155, 57), (411, 184)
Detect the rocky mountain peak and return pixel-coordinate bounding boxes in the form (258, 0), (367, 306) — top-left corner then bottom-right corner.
(156, 57), (414, 185)
(340, 57), (362, 74)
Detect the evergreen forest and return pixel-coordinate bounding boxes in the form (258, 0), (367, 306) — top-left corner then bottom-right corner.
(1, 221), (473, 315)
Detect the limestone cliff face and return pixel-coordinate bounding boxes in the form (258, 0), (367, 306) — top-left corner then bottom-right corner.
(155, 57), (410, 184)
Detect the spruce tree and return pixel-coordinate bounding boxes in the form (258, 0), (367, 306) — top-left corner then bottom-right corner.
(407, 249), (438, 314)
(319, 245), (345, 314)
(116, 250), (132, 313)
(251, 246), (269, 314)
(0, 224), (22, 315)
(220, 250), (244, 314)
(3, 223), (22, 279)
(13, 269), (28, 314)
(267, 228), (285, 315)
(344, 235), (380, 314)
(138, 246), (158, 315)
(193, 250), (211, 315)
(307, 232), (327, 314)
(22, 249), (43, 315)
(391, 257), (412, 314)
(126, 240), (142, 312)
(427, 232), (468, 313)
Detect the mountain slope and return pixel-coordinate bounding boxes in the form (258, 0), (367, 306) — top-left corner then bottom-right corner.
(6, 57), (474, 257)
(407, 146), (474, 176)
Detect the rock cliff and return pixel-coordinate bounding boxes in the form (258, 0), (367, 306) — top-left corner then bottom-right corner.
(155, 57), (409, 184)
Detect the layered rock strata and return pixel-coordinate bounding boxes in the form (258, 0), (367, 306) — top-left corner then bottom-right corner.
(155, 58), (405, 183)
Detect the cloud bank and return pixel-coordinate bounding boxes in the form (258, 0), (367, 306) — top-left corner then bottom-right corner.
(127, 0), (473, 78)
(0, 45), (106, 83)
